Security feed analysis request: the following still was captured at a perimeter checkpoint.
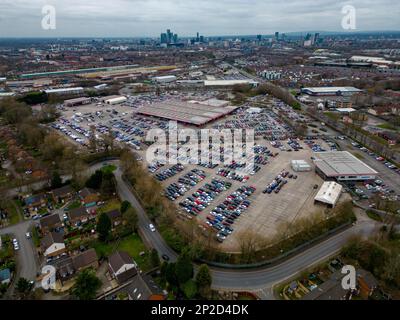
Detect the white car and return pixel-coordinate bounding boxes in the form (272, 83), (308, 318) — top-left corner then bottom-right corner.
(149, 224), (156, 232)
(26, 232), (31, 239)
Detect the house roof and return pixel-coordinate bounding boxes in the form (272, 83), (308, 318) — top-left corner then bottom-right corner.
(68, 207), (88, 220)
(72, 248), (98, 270)
(79, 187), (97, 198)
(127, 274), (165, 300)
(357, 269), (379, 288)
(39, 214), (61, 229)
(40, 231), (64, 250)
(0, 268), (11, 281)
(105, 210), (121, 221)
(108, 251), (134, 274)
(25, 193), (47, 205)
(51, 185), (74, 198)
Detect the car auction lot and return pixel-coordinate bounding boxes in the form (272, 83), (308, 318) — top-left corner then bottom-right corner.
(53, 96), (353, 252)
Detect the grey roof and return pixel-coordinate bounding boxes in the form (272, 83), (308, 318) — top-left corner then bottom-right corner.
(68, 207), (88, 220)
(108, 251), (134, 274)
(40, 214), (61, 229)
(314, 151), (378, 176)
(41, 231), (64, 250)
(51, 185), (74, 198)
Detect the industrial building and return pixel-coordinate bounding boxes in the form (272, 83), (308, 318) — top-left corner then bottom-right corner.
(45, 87), (84, 95)
(64, 97), (91, 107)
(301, 87), (362, 96)
(152, 75), (177, 84)
(291, 160), (312, 172)
(104, 96), (127, 105)
(137, 99), (238, 126)
(313, 151), (378, 181)
(314, 182), (343, 208)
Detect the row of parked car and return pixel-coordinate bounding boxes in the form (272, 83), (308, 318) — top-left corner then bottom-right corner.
(206, 186), (257, 243)
(263, 171), (296, 194)
(178, 179), (232, 216)
(155, 164), (185, 181)
(164, 169), (207, 201)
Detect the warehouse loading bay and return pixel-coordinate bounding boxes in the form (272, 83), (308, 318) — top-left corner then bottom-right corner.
(53, 97), (351, 252)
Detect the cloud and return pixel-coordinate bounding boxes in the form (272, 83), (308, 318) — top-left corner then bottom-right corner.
(0, 0), (399, 37)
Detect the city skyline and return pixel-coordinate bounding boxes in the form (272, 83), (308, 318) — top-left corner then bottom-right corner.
(0, 0), (400, 37)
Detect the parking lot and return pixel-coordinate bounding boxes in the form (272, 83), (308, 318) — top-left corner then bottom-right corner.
(53, 94), (355, 252)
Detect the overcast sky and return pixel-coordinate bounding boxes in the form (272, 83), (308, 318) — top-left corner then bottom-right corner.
(0, 0), (399, 37)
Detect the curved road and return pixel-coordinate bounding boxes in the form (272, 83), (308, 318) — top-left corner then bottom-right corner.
(1, 160), (378, 299)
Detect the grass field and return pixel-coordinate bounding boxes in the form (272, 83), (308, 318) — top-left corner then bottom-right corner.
(101, 164), (117, 174)
(91, 234), (152, 271)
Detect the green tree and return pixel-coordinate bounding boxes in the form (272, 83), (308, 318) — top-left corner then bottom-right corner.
(176, 251), (194, 285)
(120, 200), (131, 214)
(195, 264), (212, 298)
(165, 263), (178, 287)
(51, 171), (63, 189)
(96, 212), (112, 242)
(123, 207), (138, 233)
(15, 277), (33, 299)
(72, 269), (102, 300)
(85, 170), (103, 189)
(100, 172), (116, 196)
(150, 249), (161, 268)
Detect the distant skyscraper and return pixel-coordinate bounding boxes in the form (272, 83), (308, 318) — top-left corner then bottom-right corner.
(161, 33), (167, 44)
(197, 32), (200, 42)
(274, 32), (279, 42)
(257, 34), (262, 41)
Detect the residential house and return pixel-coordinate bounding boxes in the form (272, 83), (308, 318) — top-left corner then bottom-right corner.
(108, 251), (138, 284)
(357, 269), (379, 299)
(56, 248), (98, 284)
(50, 185), (75, 204)
(105, 210), (122, 227)
(40, 232), (66, 257)
(302, 270), (352, 300)
(25, 193), (48, 211)
(0, 268), (11, 285)
(39, 214), (62, 233)
(67, 207), (92, 226)
(128, 274), (166, 300)
(101, 273), (166, 301)
(79, 188), (100, 208)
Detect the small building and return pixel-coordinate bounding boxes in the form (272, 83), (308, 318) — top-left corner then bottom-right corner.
(105, 210), (122, 227)
(108, 251), (138, 284)
(314, 181), (343, 208)
(41, 232), (66, 257)
(291, 160), (312, 172)
(50, 185), (75, 203)
(78, 188), (100, 207)
(39, 214), (62, 233)
(56, 249), (98, 284)
(25, 193), (48, 210)
(67, 207), (91, 226)
(302, 270), (351, 300)
(0, 268), (11, 285)
(357, 269), (379, 299)
(64, 97), (91, 107)
(104, 96), (127, 105)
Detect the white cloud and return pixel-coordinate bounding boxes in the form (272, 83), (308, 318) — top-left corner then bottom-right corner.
(0, 0), (399, 37)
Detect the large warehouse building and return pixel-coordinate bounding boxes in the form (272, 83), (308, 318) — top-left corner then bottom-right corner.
(137, 99), (238, 126)
(313, 151), (378, 181)
(301, 87), (362, 96)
